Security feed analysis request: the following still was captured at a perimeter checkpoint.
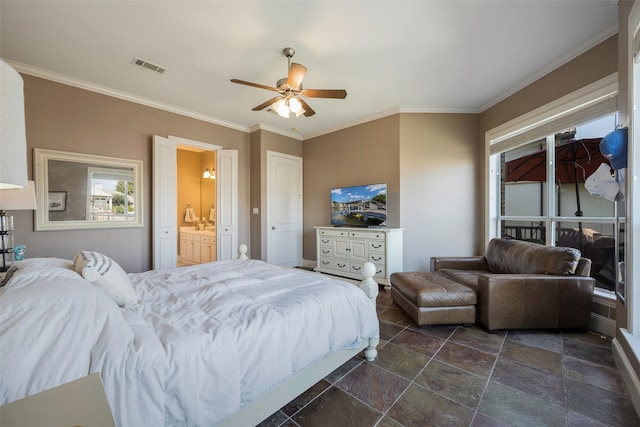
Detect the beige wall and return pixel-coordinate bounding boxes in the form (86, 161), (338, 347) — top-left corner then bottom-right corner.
(302, 113), (478, 270)
(303, 115), (400, 261)
(249, 129), (303, 260)
(399, 113), (480, 271)
(250, 131), (262, 259)
(17, 75), (250, 272)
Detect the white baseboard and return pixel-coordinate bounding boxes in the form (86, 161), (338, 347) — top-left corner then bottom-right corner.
(612, 334), (640, 418)
(590, 313), (616, 337)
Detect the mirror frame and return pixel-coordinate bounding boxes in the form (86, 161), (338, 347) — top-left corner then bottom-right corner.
(34, 148), (144, 231)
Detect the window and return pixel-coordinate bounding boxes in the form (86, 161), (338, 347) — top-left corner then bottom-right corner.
(486, 76), (619, 294)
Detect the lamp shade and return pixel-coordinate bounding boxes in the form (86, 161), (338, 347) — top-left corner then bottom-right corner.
(0, 60), (28, 189)
(0, 180), (36, 211)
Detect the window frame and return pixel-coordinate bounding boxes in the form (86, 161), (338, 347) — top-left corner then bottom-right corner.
(485, 75), (619, 293)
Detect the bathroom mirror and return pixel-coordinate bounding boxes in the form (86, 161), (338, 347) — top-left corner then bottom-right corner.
(34, 148), (143, 230)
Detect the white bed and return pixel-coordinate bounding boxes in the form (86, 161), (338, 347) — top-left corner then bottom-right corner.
(0, 253), (379, 426)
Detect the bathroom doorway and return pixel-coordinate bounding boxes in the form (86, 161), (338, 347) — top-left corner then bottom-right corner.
(152, 135), (237, 270)
(177, 147), (217, 267)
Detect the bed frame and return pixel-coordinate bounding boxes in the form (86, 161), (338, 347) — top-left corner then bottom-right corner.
(218, 247), (380, 427)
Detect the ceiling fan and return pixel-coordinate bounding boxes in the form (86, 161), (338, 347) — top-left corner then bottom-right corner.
(230, 47), (347, 118)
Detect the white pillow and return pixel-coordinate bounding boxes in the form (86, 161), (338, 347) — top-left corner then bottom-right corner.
(1, 257), (76, 287)
(73, 251), (139, 310)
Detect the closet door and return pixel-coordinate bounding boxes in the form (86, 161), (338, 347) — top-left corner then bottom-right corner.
(152, 135), (177, 269)
(216, 149), (238, 260)
(266, 151), (302, 267)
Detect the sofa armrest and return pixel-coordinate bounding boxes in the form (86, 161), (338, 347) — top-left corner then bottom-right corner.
(431, 256), (485, 272)
(476, 273), (595, 331)
(575, 257), (592, 277)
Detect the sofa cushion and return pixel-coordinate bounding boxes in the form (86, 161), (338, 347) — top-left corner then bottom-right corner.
(484, 238), (580, 275)
(390, 272), (476, 307)
(435, 269), (484, 292)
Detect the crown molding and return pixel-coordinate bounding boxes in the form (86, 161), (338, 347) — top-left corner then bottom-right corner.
(5, 60), (251, 134)
(398, 106), (480, 114)
(249, 124), (303, 141)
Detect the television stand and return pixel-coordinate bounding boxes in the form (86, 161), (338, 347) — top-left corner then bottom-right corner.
(314, 226), (403, 290)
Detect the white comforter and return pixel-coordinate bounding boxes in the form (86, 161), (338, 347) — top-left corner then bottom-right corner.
(0, 258), (379, 426)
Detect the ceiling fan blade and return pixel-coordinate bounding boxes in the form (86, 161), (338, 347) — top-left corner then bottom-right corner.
(252, 96), (282, 111)
(298, 98), (316, 117)
(231, 79), (279, 92)
(300, 89), (347, 99)
(287, 63), (307, 89)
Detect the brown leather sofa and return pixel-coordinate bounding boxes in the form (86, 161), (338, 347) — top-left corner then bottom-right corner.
(427, 238), (596, 331)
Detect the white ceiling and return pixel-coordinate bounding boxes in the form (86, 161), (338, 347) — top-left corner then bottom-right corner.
(0, 1), (618, 140)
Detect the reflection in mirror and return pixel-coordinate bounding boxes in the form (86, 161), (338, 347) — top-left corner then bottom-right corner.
(34, 149), (143, 230)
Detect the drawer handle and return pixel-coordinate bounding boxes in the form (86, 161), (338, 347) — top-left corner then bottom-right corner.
(322, 261), (330, 265)
(322, 239), (329, 243)
(377, 269), (382, 274)
(372, 256), (382, 261)
(353, 266), (361, 271)
(372, 244), (382, 249)
(338, 263), (346, 268)
(322, 250), (330, 254)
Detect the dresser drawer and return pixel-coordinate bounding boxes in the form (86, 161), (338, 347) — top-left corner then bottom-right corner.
(319, 237), (333, 246)
(349, 231), (386, 239)
(372, 263), (385, 278)
(368, 240), (385, 252)
(318, 229), (349, 238)
(318, 257), (349, 273)
(318, 247), (332, 257)
(368, 252), (385, 264)
(350, 262), (367, 275)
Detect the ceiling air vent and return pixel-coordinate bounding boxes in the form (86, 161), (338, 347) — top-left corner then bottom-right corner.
(132, 57), (166, 74)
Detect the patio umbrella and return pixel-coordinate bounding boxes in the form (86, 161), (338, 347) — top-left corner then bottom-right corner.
(505, 138), (612, 251)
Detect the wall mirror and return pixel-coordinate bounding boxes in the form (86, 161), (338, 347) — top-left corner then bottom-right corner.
(34, 148), (143, 230)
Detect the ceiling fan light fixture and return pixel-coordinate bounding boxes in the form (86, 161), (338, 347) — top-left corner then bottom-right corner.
(288, 97), (302, 113)
(231, 47), (345, 118)
(273, 98), (289, 118)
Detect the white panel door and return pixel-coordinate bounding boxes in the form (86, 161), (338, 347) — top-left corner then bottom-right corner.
(216, 149), (238, 260)
(267, 151), (302, 267)
(152, 135), (177, 269)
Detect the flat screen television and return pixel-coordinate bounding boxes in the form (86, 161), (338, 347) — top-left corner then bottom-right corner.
(330, 183), (387, 227)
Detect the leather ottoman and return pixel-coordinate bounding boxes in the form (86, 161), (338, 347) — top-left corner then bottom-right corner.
(390, 272), (476, 326)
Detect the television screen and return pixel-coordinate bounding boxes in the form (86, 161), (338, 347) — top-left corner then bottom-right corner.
(330, 183), (387, 227)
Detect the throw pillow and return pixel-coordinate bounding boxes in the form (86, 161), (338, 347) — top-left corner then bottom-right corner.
(73, 251), (139, 310)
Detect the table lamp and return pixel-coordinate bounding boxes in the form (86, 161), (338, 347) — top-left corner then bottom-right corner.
(0, 181), (36, 271)
(1, 59), (30, 271)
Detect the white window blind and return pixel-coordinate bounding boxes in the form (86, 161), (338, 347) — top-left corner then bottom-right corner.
(489, 94), (617, 155)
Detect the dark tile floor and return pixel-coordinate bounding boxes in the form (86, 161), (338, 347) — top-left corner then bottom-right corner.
(258, 288), (640, 427)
